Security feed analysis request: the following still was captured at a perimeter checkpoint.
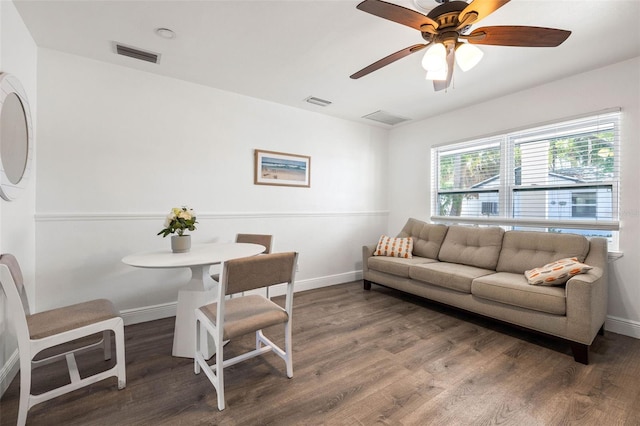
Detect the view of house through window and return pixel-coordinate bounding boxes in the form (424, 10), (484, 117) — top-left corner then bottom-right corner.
(432, 110), (621, 248)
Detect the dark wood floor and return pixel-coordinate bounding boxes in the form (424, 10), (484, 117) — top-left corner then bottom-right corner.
(2, 281), (640, 425)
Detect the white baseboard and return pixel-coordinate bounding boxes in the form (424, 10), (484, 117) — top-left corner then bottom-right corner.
(120, 302), (177, 326)
(0, 349), (19, 398)
(119, 272), (362, 326)
(605, 315), (640, 339)
(269, 271), (363, 297)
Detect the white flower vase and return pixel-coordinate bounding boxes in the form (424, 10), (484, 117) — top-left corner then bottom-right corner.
(171, 235), (191, 253)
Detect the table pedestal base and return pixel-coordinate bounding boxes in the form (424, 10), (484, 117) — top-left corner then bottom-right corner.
(172, 265), (217, 358)
(173, 288), (216, 358)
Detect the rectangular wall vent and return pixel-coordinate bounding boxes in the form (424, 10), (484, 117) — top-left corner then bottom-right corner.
(304, 96), (332, 107)
(362, 110), (411, 126)
(115, 43), (160, 64)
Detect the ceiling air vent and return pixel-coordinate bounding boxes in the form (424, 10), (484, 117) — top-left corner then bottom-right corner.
(362, 110), (411, 126)
(115, 43), (160, 64)
(304, 96), (332, 107)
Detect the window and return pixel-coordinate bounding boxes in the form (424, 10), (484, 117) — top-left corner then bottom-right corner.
(432, 110), (620, 247)
(572, 192), (597, 218)
(481, 202), (499, 216)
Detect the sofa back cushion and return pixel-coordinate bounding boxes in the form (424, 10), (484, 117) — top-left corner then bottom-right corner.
(396, 218), (448, 259)
(438, 225), (504, 270)
(496, 231), (590, 274)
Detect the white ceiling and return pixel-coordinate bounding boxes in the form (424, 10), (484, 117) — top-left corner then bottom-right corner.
(13, 0), (640, 127)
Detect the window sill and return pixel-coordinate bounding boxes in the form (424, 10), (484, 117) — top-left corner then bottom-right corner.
(608, 251), (623, 262)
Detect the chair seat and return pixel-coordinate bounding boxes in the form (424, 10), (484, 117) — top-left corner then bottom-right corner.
(199, 295), (288, 341)
(27, 299), (119, 340)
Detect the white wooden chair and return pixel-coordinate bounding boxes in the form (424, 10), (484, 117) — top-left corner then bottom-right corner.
(195, 251), (298, 410)
(211, 233), (274, 298)
(211, 233), (273, 280)
(235, 233), (273, 254)
(0, 253), (126, 426)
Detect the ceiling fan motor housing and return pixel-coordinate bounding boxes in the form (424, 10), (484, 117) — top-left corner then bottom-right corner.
(426, 1), (468, 22)
(421, 1), (472, 42)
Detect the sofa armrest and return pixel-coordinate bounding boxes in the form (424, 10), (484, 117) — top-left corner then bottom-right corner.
(362, 245), (376, 273)
(565, 263), (608, 344)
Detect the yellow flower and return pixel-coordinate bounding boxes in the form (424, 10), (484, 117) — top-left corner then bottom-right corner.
(157, 206), (198, 238)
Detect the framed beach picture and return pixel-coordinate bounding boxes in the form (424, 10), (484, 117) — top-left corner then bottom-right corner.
(254, 149), (311, 188)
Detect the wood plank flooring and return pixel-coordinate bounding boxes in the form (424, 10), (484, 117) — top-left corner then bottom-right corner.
(2, 281), (640, 425)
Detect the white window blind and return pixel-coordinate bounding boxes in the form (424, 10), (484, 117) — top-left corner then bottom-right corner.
(431, 110), (621, 244)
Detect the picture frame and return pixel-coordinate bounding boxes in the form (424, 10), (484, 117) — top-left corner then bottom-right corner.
(254, 149), (311, 188)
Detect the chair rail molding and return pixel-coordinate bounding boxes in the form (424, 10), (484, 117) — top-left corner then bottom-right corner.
(35, 210), (389, 222)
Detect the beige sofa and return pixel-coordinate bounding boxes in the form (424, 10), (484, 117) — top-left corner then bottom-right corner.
(362, 218), (608, 364)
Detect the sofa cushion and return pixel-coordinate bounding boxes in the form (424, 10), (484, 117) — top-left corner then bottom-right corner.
(496, 231), (590, 274)
(438, 225), (504, 270)
(368, 256), (437, 278)
(397, 218), (448, 259)
(472, 272), (566, 315)
(373, 235), (413, 258)
(410, 262), (495, 293)
(524, 257), (592, 286)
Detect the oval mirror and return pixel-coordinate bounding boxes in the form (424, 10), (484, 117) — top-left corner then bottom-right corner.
(0, 73), (33, 201)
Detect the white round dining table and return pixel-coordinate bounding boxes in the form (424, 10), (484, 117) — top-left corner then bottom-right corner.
(122, 242), (265, 358)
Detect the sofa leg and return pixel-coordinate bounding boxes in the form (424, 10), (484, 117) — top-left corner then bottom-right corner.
(598, 324), (605, 336)
(363, 280), (372, 291)
(570, 342), (589, 365)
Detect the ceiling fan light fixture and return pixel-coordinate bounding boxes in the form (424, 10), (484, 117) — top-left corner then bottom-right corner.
(425, 68), (447, 81)
(455, 43), (484, 72)
(421, 43), (446, 72)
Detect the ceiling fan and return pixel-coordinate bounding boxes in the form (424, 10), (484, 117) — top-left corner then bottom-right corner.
(350, 0), (571, 91)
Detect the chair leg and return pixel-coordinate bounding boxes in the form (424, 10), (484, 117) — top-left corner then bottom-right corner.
(194, 314), (225, 410)
(18, 359), (32, 426)
(284, 320), (293, 378)
(255, 330), (262, 350)
(194, 318), (202, 374)
(114, 323), (127, 389)
(216, 343), (225, 410)
(103, 330), (112, 361)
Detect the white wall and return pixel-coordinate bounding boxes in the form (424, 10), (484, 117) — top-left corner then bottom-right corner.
(387, 57), (640, 338)
(0, 0), (37, 396)
(34, 48), (389, 321)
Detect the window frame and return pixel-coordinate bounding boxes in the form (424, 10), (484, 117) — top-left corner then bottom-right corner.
(431, 109), (621, 241)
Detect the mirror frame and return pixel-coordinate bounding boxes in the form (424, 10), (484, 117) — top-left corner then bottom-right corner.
(0, 72), (33, 201)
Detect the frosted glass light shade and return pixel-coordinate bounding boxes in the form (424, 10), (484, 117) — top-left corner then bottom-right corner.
(455, 43), (483, 72)
(421, 43), (447, 72)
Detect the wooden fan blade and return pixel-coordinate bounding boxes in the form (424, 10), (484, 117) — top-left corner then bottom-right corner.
(350, 44), (428, 79)
(466, 26), (571, 47)
(458, 0), (510, 27)
(433, 44), (455, 92)
(356, 0), (438, 32)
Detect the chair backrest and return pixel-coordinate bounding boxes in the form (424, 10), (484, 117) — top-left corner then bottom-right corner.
(0, 255), (31, 350)
(0, 253), (30, 315)
(235, 234), (273, 254)
(221, 252), (297, 296)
